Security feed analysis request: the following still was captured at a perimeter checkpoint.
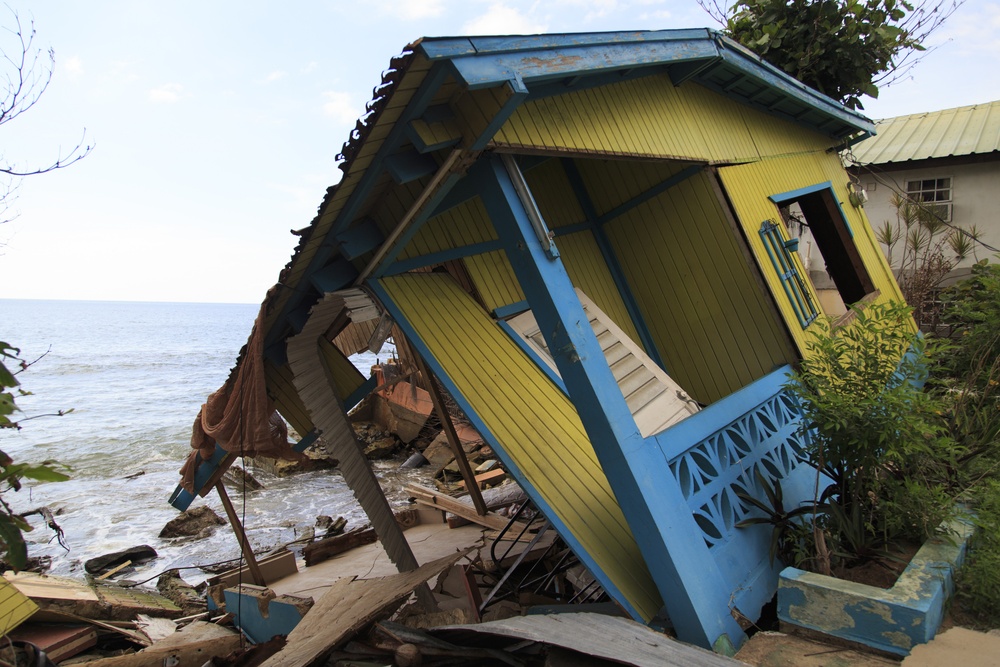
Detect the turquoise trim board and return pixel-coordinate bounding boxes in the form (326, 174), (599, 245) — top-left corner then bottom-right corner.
(779, 515), (975, 656)
(768, 181), (856, 239)
(496, 319), (569, 395)
(367, 278), (648, 624)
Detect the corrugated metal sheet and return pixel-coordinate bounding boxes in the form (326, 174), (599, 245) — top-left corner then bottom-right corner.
(493, 74), (834, 163)
(718, 151), (905, 354)
(379, 272), (663, 622)
(851, 100), (1000, 165)
(599, 168), (797, 404)
(287, 293), (418, 572)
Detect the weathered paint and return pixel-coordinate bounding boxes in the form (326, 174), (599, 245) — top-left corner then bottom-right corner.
(778, 516), (975, 655)
(398, 194), (497, 262)
(718, 151), (906, 355)
(599, 166), (797, 405)
(493, 74), (835, 163)
(375, 271), (663, 622)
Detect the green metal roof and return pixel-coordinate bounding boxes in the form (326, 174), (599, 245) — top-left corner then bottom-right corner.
(851, 100), (1000, 165)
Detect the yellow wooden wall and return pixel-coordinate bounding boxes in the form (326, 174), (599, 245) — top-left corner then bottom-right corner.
(599, 166), (797, 404)
(718, 151), (905, 354)
(493, 74), (834, 163)
(380, 272), (662, 621)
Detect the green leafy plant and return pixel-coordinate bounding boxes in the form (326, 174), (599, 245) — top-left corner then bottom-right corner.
(0, 342), (70, 570)
(736, 470), (820, 567)
(784, 301), (957, 571)
(700, 0), (963, 110)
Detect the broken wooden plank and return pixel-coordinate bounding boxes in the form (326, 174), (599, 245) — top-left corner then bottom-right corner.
(404, 484), (518, 532)
(260, 550), (471, 667)
(8, 623), (98, 663)
(303, 527), (377, 567)
(457, 468), (507, 489)
(96, 560), (132, 581)
(74, 634), (243, 667)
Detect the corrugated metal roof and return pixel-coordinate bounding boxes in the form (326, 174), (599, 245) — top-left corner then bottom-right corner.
(851, 100), (1000, 165)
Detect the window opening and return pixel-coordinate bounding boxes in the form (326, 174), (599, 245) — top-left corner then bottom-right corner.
(905, 177), (952, 222)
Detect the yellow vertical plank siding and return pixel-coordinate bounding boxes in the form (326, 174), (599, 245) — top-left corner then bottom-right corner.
(604, 171), (797, 404)
(319, 337), (368, 400)
(555, 231), (642, 344)
(522, 159), (587, 229)
(463, 249), (525, 312)
(577, 160), (695, 219)
(400, 196), (498, 261)
(0, 578), (37, 636)
(492, 75), (835, 164)
(380, 272), (662, 621)
(718, 151), (905, 355)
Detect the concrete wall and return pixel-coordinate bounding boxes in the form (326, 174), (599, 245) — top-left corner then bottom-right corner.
(853, 159), (1000, 269)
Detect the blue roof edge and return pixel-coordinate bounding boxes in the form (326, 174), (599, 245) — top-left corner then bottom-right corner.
(414, 28), (874, 138)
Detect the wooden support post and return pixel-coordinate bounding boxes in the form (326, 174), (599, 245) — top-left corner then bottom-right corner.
(215, 481), (266, 587)
(407, 342), (488, 516)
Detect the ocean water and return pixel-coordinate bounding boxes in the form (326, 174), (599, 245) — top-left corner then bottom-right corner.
(0, 299), (407, 583)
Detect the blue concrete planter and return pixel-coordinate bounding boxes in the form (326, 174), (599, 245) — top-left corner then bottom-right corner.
(777, 516), (975, 656)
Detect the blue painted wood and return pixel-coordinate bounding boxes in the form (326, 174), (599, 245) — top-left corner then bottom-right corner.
(405, 121), (460, 154)
(309, 259), (359, 294)
(368, 278), (648, 624)
(381, 239), (504, 276)
(223, 588), (309, 644)
(344, 375), (377, 411)
(169, 430), (321, 511)
(472, 78), (528, 151)
(550, 220), (594, 237)
(481, 153), (746, 651)
(496, 319), (568, 395)
(369, 170), (468, 279)
(560, 159), (666, 371)
(418, 30), (716, 59)
(385, 150), (439, 185)
(768, 181), (833, 204)
(491, 300), (530, 319)
(263, 62), (452, 351)
(334, 221), (384, 261)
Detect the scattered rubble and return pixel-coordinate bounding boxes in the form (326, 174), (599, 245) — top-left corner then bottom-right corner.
(85, 546), (158, 577)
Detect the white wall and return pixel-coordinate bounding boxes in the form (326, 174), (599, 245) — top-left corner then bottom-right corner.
(853, 159), (1000, 269)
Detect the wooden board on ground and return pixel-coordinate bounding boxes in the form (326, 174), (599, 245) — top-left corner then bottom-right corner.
(434, 612), (744, 667)
(458, 468), (507, 489)
(303, 527), (377, 566)
(260, 550), (471, 667)
(74, 634), (244, 667)
(9, 623), (97, 663)
(405, 484), (520, 532)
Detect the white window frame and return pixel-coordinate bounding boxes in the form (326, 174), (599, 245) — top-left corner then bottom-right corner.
(905, 176), (953, 222)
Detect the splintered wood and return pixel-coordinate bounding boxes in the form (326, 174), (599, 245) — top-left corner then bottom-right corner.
(261, 550), (471, 667)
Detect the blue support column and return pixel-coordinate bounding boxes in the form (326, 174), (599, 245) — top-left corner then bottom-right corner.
(480, 154), (746, 653)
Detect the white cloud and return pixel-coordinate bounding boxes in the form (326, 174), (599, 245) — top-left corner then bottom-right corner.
(463, 3), (548, 35)
(261, 70), (287, 83)
(63, 55), (84, 76)
(148, 83), (186, 104)
(302, 61), (319, 74)
(322, 90), (361, 124)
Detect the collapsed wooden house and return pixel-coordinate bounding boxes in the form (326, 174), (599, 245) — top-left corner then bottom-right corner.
(172, 29), (908, 653)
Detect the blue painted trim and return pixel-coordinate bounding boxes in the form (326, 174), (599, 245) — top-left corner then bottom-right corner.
(482, 153), (745, 649)
(492, 300), (530, 319)
(263, 62), (452, 351)
(595, 165), (704, 227)
(551, 220), (594, 237)
(368, 278), (647, 623)
(385, 150), (439, 185)
(560, 159), (666, 371)
(496, 319), (569, 395)
(418, 30), (716, 59)
(769, 181), (856, 240)
(293, 430), (320, 453)
(371, 169), (468, 279)
(651, 366), (792, 457)
(769, 181), (833, 204)
(344, 376), (377, 411)
(471, 78), (528, 151)
(334, 222), (384, 261)
(382, 239), (504, 276)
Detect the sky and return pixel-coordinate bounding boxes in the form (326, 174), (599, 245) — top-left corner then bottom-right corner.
(2, 0), (998, 305)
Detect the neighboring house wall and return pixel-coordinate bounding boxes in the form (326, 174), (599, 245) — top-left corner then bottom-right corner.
(853, 157), (1000, 269)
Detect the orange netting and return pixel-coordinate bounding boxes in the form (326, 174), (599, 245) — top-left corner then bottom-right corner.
(179, 304), (305, 493)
